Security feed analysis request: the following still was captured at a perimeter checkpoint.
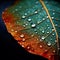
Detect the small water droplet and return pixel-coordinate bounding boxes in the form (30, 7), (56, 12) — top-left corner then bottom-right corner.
(47, 16), (49, 18)
(15, 30), (18, 33)
(55, 40), (57, 43)
(35, 32), (38, 34)
(25, 23), (28, 26)
(22, 15), (26, 18)
(53, 50), (55, 53)
(47, 20), (50, 22)
(52, 33), (54, 36)
(52, 28), (55, 31)
(22, 45), (24, 47)
(39, 45), (43, 48)
(52, 17), (54, 19)
(22, 38), (26, 42)
(55, 24), (58, 26)
(37, 21), (40, 24)
(15, 9), (18, 11)
(28, 18), (32, 22)
(20, 34), (24, 38)
(41, 36), (45, 40)
(53, 10), (55, 11)
(31, 34), (34, 37)
(27, 46), (30, 50)
(34, 29), (37, 32)
(45, 49), (48, 52)
(45, 1), (48, 4)
(19, 6), (22, 8)
(47, 32), (49, 34)
(42, 30), (45, 33)
(50, 38), (52, 41)
(31, 23), (36, 28)
(11, 29), (14, 32)
(43, 18), (45, 20)
(25, 13), (27, 15)
(35, 1), (39, 4)
(47, 42), (51, 47)
(34, 11), (38, 14)
(23, 25), (26, 27)
(53, 12), (55, 15)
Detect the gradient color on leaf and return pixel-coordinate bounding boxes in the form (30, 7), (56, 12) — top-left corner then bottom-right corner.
(2, 0), (60, 60)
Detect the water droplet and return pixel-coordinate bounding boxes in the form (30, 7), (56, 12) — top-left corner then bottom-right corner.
(47, 32), (49, 34)
(58, 47), (60, 50)
(42, 8), (44, 10)
(31, 23), (36, 28)
(39, 45), (43, 48)
(28, 18), (32, 22)
(2, 12), (4, 14)
(53, 12), (55, 15)
(22, 15), (26, 18)
(20, 34), (24, 38)
(45, 49), (48, 52)
(50, 38), (52, 41)
(31, 34), (34, 37)
(53, 50), (55, 53)
(45, 1), (48, 4)
(25, 13), (27, 15)
(37, 21), (40, 24)
(25, 23), (28, 26)
(55, 40), (57, 43)
(23, 25), (26, 27)
(52, 28), (55, 31)
(47, 16), (49, 18)
(19, 6), (22, 8)
(35, 1), (39, 4)
(15, 30), (18, 33)
(22, 45), (24, 47)
(42, 30), (45, 33)
(47, 20), (50, 22)
(43, 18), (45, 20)
(11, 29), (14, 32)
(55, 24), (58, 26)
(34, 29), (37, 32)
(52, 33), (54, 36)
(53, 10), (55, 12)
(15, 9), (18, 11)
(35, 32), (38, 34)
(52, 17), (54, 19)
(34, 11), (38, 14)
(49, 56), (51, 58)
(41, 36), (45, 40)
(22, 38), (26, 42)
(47, 42), (51, 47)
(27, 46), (30, 50)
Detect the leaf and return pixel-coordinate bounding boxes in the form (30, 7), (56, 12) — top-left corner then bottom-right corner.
(2, 0), (60, 60)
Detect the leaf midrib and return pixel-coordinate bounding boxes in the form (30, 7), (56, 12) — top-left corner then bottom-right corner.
(39, 0), (59, 54)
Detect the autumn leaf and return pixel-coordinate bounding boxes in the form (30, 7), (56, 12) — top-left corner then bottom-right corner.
(2, 0), (60, 60)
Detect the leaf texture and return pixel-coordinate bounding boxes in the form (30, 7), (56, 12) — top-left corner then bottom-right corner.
(2, 0), (60, 60)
